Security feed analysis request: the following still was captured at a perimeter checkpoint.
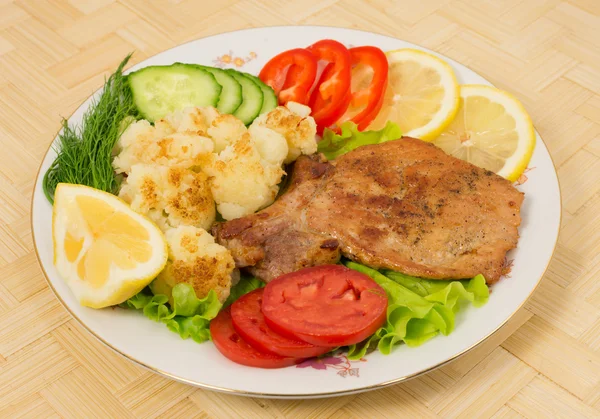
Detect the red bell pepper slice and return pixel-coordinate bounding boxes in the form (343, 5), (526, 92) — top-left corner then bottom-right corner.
(339, 46), (389, 131)
(309, 63), (351, 134)
(259, 48), (318, 105)
(306, 40), (352, 131)
(281, 64), (312, 104)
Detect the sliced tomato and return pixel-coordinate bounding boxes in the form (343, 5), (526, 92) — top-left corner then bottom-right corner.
(306, 40), (352, 131)
(262, 265), (388, 347)
(231, 288), (333, 358)
(336, 46), (389, 131)
(210, 307), (302, 369)
(258, 48), (318, 105)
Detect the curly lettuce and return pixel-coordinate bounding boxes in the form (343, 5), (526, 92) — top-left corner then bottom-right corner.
(317, 121), (402, 160)
(122, 276), (264, 343)
(122, 265), (488, 356)
(223, 276), (264, 308)
(122, 283), (222, 343)
(344, 261), (489, 360)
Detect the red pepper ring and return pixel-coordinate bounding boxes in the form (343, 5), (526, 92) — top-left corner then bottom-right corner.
(309, 63), (352, 134)
(340, 46), (389, 131)
(329, 92), (386, 135)
(280, 64), (312, 105)
(306, 40), (352, 129)
(258, 48), (318, 105)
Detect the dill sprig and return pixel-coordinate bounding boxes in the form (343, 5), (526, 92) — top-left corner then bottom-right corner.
(43, 54), (136, 204)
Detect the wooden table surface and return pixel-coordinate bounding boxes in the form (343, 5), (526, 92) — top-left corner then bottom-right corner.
(1, 0), (599, 417)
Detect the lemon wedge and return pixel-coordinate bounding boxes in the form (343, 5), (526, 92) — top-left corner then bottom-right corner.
(52, 183), (168, 308)
(433, 85), (536, 181)
(368, 48), (460, 140)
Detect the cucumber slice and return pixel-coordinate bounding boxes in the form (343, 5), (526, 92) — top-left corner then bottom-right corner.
(226, 69), (263, 125)
(196, 66), (243, 115)
(128, 63), (221, 122)
(245, 73), (277, 115)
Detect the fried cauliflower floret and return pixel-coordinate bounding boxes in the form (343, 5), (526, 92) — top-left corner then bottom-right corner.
(156, 106), (245, 153)
(209, 113), (248, 153)
(150, 226), (235, 304)
(119, 164), (215, 232)
(114, 105), (309, 223)
(202, 133), (285, 220)
(250, 102), (317, 163)
(113, 110), (215, 174)
(158, 106), (220, 136)
(248, 123), (289, 167)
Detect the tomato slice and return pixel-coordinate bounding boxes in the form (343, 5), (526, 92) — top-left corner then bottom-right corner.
(210, 307), (302, 369)
(231, 288), (333, 358)
(336, 46), (389, 131)
(261, 265), (388, 347)
(258, 48), (318, 105)
(306, 40), (352, 131)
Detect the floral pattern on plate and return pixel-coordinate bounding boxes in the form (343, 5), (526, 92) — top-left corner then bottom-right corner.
(296, 351), (367, 378)
(213, 50), (257, 68)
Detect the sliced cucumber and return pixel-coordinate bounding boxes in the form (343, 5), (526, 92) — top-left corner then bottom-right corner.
(245, 73), (277, 115)
(127, 63), (221, 122)
(196, 65), (243, 115)
(226, 69), (263, 125)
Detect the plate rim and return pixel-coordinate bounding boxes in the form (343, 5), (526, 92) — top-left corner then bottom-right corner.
(30, 24), (562, 399)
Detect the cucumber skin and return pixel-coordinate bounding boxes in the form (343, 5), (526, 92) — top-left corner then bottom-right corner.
(226, 69), (264, 126)
(127, 62), (278, 124)
(127, 63), (221, 122)
(195, 65), (243, 115)
(244, 73), (277, 115)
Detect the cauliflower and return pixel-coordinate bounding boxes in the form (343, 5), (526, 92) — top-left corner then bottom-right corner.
(150, 226), (235, 303)
(113, 107), (256, 174)
(153, 106), (217, 135)
(161, 106), (247, 152)
(250, 102), (317, 163)
(202, 132), (286, 220)
(119, 164), (215, 232)
(248, 123), (289, 167)
(113, 109), (215, 174)
(114, 104), (314, 223)
(208, 113), (248, 153)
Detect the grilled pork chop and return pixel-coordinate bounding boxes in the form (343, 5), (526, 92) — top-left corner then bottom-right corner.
(213, 137), (524, 284)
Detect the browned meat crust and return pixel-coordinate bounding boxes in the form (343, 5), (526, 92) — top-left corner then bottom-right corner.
(213, 137), (523, 284)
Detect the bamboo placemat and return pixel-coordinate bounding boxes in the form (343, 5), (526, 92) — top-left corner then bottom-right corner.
(1, 0), (599, 417)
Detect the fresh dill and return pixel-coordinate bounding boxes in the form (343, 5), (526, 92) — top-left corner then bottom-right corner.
(43, 54), (136, 204)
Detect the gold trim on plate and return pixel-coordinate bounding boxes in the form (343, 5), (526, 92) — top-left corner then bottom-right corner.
(30, 25), (562, 399)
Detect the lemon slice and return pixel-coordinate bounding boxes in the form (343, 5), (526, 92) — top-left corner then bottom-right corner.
(433, 85), (536, 181)
(368, 48), (460, 140)
(52, 183), (168, 308)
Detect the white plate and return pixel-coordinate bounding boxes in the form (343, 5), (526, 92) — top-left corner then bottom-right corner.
(31, 26), (561, 398)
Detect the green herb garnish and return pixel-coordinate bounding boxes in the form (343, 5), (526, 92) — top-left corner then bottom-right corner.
(43, 54), (136, 203)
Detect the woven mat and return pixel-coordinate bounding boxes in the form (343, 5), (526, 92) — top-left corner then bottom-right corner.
(0, 0), (599, 417)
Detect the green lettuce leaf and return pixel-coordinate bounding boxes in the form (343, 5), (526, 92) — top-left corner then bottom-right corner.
(142, 294), (172, 322)
(123, 283), (222, 343)
(223, 276), (265, 308)
(317, 121), (402, 160)
(123, 275), (264, 344)
(120, 291), (153, 309)
(171, 283), (222, 318)
(165, 316), (212, 343)
(345, 261), (489, 360)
